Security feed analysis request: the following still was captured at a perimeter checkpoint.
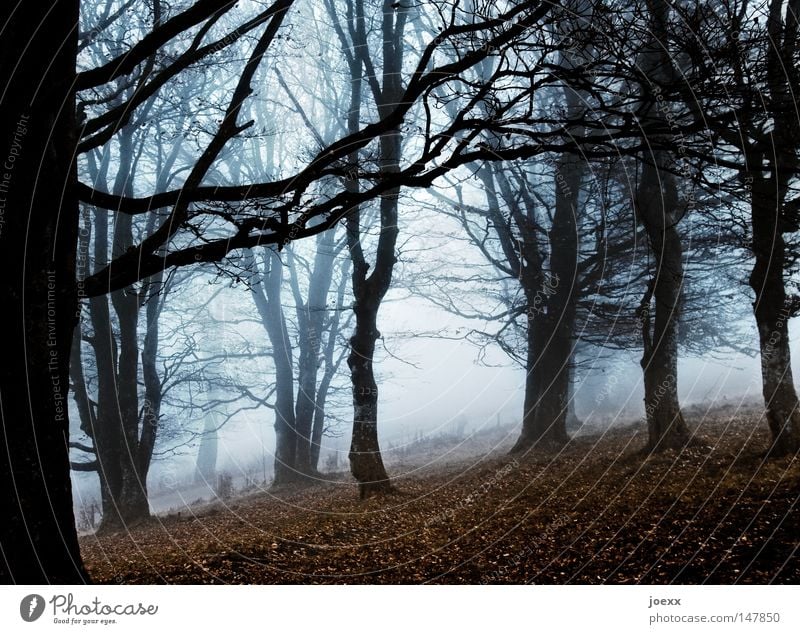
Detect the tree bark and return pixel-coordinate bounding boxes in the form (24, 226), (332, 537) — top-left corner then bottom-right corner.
(310, 257), (352, 471)
(87, 208), (125, 530)
(0, 0), (88, 582)
(291, 232), (337, 476)
(530, 150), (584, 449)
(248, 248), (300, 485)
(110, 222), (151, 525)
(750, 178), (800, 455)
(348, 300), (392, 497)
(746, 0), (800, 456)
(138, 269), (164, 490)
(338, 0), (409, 496)
(86, 130), (151, 531)
(510, 6), (588, 452)
(512, 323), (546, 452)
(634, 0), (690, 452)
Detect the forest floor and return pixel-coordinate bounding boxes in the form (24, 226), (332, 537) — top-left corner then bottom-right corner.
(81, 406), (799, 584)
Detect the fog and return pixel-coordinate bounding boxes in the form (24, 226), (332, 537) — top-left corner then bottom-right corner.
(70, 272), (788, 522)
(54, 0), (800, 537)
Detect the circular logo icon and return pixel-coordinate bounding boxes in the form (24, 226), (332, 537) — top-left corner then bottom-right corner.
(20, 594), (45, 622)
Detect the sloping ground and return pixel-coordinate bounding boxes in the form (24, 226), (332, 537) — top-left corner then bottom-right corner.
(81, 412), (799, 584)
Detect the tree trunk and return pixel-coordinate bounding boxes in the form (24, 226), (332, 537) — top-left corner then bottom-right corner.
(94, 131), (150, 530)
(634, 0), (690, 452)
(267, 252), (300, 485)
(110, 262), (150, 525)
(340, 0), (409, 495)
(292, 232), (337, 476)
(565, 362), (582, 432)
(0, 0), (88, 582)
(87, 208), (125, 531)
(529, 148), (584, 449)
(750, 179), (800, 455)
(635, 166), (690, 452)
(510, 21), (587, 452)
(248, 248), (300, 485)
(310, 374), (332, 471)
(137, 271), (164, 494)
(309, 256), (350, 471)
(195, 401), (220, 484)
(348, 301), (392, 497)
(745, 1), (800, 456)
(511, 323), (545, 453)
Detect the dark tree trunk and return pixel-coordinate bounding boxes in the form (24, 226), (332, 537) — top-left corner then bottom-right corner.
(87, 207), (125, 531)
(634, 0), (690, 452)
(137, 270), (164, 492)
(292, 232), (337, 476)
(750, 178), (800, 455)
(639, 262), (690, 451)
(310, 374), (332, 471)
(511, 154), (583, 452)
(86, 131), (151, 531)
(635, 164), (690, 452)
(348, 300), (392, 497)
(565, 362), (582, 432)
(110, 233), (151, 525)
(745, 1), (800, 456)
(110, 133), (150, 525)
(511, 323), (546, 453)
(510, 24), (587, 452)
(69, 217), (99, 471)
(634, 140), (691, 452)
(529, 150), (584, 449)
(339, 0), (409, 496)
(248, 248), (299, 485)
(0, 0), (88, 582)
(266, 251), (299, 485)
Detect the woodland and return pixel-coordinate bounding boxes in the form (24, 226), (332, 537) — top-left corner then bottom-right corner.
(0, 0), (798, 583)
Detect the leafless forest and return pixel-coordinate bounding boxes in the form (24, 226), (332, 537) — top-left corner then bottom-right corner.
(0, 0), (798, 584)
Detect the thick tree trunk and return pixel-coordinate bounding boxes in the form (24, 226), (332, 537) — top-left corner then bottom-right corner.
(511, 324), (545, 453)
(88, 285), (124, 530)
(745, 3), (800, 456)
(635, 168), (690, 452)
(91, 133), (150, 531)
(0, 0), (88, 582)
(340, 0), (407, 495)
(110, 279), (151, 525)
(511, 117), (584, 452)
(348, 302), (392, 497)
(87, 208), (128, 531)
(634, 0), (690, 452)
(530, 327), (573, 448)
(511, 169), (581, 453)
(529, 151), (584, 449)
(509, 3), (590, 455)
(750, 181), (800, 455)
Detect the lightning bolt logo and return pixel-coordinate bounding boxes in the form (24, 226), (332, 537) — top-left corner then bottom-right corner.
(20, 594), (45, 622)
